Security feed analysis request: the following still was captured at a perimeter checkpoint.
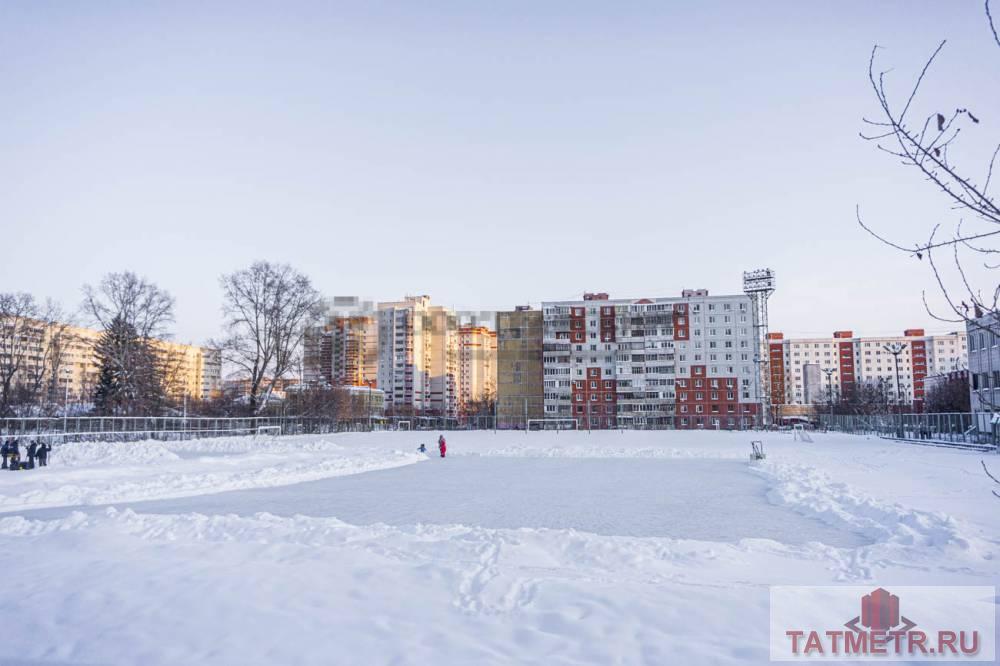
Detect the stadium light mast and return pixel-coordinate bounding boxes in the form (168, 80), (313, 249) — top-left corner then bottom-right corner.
(882, 341), (906, 438)
(882, 342), (906, 407)
(743, 269), (776, 428)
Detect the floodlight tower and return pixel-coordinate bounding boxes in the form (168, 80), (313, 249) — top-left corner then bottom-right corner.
(743, 269), (776, 427)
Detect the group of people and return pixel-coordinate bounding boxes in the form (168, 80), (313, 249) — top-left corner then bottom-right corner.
(1, 437), (51, 470)
(417, 435), (447, 458)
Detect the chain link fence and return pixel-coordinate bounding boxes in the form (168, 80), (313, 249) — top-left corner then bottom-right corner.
(15, 412), (994, 446)
(0, 416), (339, 442)
(0, 415), (500, 442)
(818, 411), (999, 450)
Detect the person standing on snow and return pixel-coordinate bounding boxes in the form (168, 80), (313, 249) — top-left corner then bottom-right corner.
(7, 439), (20, 470)
(438, 435), (446, 458)
(36, 440), (51, 467)
(0, 438), (9, 469)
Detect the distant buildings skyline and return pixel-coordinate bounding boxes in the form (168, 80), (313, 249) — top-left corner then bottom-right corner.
(768, 329), (968, 415)
(301, 278), (974, 427)
(0, 317), (221, 408)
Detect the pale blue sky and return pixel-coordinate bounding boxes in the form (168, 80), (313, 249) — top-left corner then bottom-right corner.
(2, 1), (998, 344)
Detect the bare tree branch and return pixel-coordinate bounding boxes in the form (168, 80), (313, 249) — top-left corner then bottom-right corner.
(981, 459), (1000, 498)
(988, 0), (1000, 50)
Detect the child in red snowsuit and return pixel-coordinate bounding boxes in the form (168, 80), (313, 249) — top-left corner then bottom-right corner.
(438, 435), (446, 458)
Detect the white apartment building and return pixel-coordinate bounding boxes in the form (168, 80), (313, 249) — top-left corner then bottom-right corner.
(769, 328), (967, 411)
(377, 296), (458, 417)
(541, 290), (760, 430)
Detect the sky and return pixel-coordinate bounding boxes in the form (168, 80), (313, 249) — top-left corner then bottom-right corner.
(2, 1), (999, 345)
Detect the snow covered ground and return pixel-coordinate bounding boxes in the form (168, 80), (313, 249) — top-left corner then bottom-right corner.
(0, 430), (997, 665)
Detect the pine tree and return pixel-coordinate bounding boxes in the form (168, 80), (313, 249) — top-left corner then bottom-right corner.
(93, 315), (136, 415)
(92, 315), (167, 415)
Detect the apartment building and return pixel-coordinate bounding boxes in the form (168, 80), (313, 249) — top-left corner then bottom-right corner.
(966, 312), (1000, 412)
(303, 298), (378, 388)
(200, 348), (223, 400)
(163, 340), (223, 401)
(0, 317), (221, 405)
(496, 306), (545, 428)
(457, 325), (497, 415)
(377, 296), (458, 417)
(541, 290), (759, 430)
(768, 328), (967, 412)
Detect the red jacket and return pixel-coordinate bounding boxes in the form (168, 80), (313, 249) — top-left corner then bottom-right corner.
(438, 438), (446, 454)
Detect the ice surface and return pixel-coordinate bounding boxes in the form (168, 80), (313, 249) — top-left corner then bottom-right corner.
(24, 458), (869, 547)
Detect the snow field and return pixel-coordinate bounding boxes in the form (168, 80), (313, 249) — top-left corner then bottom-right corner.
(0, 430), (996, 665)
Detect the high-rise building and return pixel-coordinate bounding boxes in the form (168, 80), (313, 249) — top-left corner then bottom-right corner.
(457, 325), (497, 415)
(768, 328), (967, 413)
(541, 290), (759, 430)
(377, 296), (458, 416)
(496, 306), (544, 428)
(304, 298), (378, 388)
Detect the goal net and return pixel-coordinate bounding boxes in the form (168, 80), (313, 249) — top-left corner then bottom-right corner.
(396, 420), (412, 431)
(792, 424), (813, 442)
(255, 425), (282, 437)
(526, 418), (578, 431)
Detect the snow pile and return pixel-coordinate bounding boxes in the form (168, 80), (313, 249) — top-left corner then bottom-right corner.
(753, 461), (972, 550)
(162, 433), (346, 455)
(53, 439), (181, 466)
(0, 435), (424, 513)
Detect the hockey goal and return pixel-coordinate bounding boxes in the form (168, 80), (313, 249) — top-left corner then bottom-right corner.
(256, 425), (282, 437)
(526, 418), (578, 431)
(396, 420), (412, 431)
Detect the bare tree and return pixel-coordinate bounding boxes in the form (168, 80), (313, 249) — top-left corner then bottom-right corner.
(0, 293), (73, 417)
(215, 261), (323, 414)
(860, 1), (1000, 494)
(859, 2), (1000, 330)
(815, 378), (893, 417)
(0, 293), (39, 417)
(461, 389), (497, 426)
(83, 271), (175, 339)
(925, 374), (972, 412)
(20, 302), (75, 414)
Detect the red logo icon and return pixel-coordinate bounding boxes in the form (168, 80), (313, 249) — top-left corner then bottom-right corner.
(845, 587), (917, 634)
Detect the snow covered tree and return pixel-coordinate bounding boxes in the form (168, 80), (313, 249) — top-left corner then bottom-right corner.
(215, 261), (323, 414)
(92, 315), (167, 415)
(92, 315), (136, 415)
(83, 272), (175, 415)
